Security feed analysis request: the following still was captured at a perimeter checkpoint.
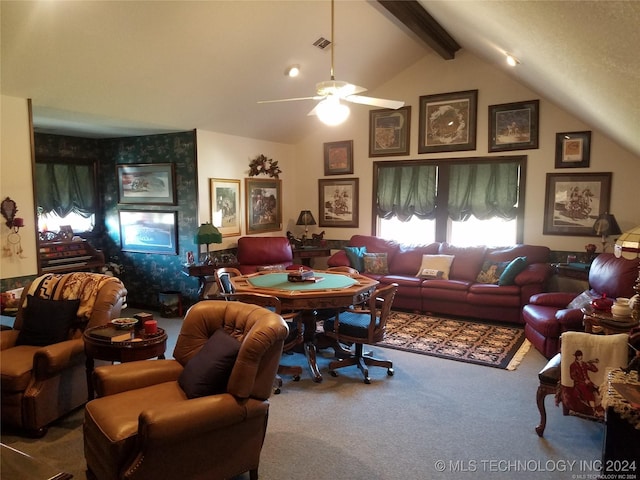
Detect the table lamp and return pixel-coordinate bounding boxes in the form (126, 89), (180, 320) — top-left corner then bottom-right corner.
(194, 222), (222, 264)
(296, 210), (316, 245)
(614, 225), (640, 321)
(592, 212), (621, 253)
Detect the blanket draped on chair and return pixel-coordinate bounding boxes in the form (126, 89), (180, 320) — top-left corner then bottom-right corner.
(559, 331), (628, 420)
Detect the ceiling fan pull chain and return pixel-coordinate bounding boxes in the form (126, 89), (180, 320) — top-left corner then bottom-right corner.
(330, 0), (335, 81)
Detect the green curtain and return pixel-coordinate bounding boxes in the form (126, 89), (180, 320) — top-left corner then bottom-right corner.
(447, 163), (519, 221)
(376, 164), (437, 221)
(35, 163), (95, 218)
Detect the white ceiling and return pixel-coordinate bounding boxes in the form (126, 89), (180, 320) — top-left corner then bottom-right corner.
(2, 0), (639, 157)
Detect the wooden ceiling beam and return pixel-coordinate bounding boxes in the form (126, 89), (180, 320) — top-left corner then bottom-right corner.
(378, 0), (460, 60)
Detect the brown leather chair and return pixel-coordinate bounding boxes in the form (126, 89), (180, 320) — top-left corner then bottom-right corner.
(0, 273), (127, 436)
(83, 300), (288, 480)
(322, 283), (398, 384)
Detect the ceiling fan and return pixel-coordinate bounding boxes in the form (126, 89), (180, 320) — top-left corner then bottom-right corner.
(258, 0), (405, 126)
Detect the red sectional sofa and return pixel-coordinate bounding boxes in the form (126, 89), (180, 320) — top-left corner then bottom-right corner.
(327, 235), (553, 324)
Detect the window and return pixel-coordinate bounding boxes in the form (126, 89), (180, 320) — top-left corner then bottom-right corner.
(374, 157), (526, 246)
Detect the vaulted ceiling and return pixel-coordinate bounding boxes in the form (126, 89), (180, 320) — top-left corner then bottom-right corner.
(2, 1), (639, 157)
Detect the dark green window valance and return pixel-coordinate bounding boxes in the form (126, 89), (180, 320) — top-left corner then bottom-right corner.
(35, 163), (95, 218)
(376, 164), (437, 221)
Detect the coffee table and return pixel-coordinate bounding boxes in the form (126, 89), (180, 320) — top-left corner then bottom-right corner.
(231, 270), (378, 382)
(84, 325), (167, 400)
(1, 443), (72, 479)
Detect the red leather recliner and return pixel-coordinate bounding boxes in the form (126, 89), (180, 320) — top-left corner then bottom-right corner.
(236, 236), (296, 274)
(523, 253), (640, 359)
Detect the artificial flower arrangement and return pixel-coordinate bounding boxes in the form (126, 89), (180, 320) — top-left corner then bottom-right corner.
(248, 154), (281, 178)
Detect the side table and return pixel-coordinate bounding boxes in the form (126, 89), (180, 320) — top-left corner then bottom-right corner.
(292, 246), (331, 267)
(582, 307), (639, 335)
(84, 325), (167, 400)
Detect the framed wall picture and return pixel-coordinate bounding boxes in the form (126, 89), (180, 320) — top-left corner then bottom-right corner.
(555, 131), (591, 168)
(119, 210), (178, 254)
(489, 99), (539, 152)
(323, 140), (353, 175)
(369, 106), (411, 157)
(318, 178), (359, 228)
(543, 172), (612, 236)
(116, 163), (177, 205)
(245, 178), (281, 234)
(418, 90), (477, 153)
(209, 178), (241, 237)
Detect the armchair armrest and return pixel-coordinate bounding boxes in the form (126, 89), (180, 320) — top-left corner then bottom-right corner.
(0, 329), (19, 350)
(528, 292), (578, 308)
(93, 359), (183, 397)
(556, 308), (585, 330)
(33, 338), (85, 378)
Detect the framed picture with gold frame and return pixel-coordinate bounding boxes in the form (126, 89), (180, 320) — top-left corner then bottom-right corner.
(210, 178), (241, 237)
(245, 178), (281, 234)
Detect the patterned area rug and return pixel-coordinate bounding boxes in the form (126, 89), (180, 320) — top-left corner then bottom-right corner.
(379, 311), (530, 370)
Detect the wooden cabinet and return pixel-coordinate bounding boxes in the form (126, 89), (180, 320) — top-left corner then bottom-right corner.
(39, 240), (105, 274)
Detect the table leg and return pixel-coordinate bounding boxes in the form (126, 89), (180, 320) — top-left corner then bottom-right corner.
(85, 355), (95, 401)
(300, 310), (323, 382)
(304, 341), (322, 383)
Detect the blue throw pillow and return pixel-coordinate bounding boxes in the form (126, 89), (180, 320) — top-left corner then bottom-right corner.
(178, 328), (241, 399)
(498, 256), (527, 286)
(343, 246), (367, 272)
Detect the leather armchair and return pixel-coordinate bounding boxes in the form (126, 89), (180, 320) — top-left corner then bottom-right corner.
(523, 254), (640, 358)
(83, 300), (288, 480)
(0, 273), (127, 436)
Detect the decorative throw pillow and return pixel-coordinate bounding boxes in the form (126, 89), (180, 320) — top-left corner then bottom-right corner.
(363, 252), (389, 275)
(344, 246), (367, 272)
(178, 328), (241, 399)
(16, 295), (80, 346)
(416, 254), (455, 280)
(476, 260), (510, 284)
(498, 256), (528, 286)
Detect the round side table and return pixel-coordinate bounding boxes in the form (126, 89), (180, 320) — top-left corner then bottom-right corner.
(84, 325), (167, 400)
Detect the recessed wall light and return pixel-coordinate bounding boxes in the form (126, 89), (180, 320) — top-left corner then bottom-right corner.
(506, 54), (520, 67)
(285, 65), (300, 77)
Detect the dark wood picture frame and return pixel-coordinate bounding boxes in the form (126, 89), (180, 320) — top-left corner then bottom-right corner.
(119, 210), (178, 254)
(418, 90), (477, 153)
(318, 178), (359, 228)
(555, 131), (591, 168)
(489, 99), (539, 152)
(210, 178), (241, 237)
(369, 106), (411, 157)
(543, 172), (612, 236)
(323, 140), (354, 176)
(116, 163), (177, 205)
(245, 177), (282, 234)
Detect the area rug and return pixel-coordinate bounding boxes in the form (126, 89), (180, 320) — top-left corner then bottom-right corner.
(378, 311), (530, 370)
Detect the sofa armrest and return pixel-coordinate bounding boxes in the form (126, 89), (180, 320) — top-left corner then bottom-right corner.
(93, 359), (183, 397)
(556, 308), (584, 330)
(33, 338), (85, 378)
(327, 250), (349, 267)
(514, 263), (553, 286)
(528, 292), (578, 308)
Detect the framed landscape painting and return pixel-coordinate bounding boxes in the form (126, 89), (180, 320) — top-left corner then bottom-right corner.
(210, 178), (241, 237)
(543, 172), (612, 236)
(318, 178), (359, 228)
(245, 178), (281, 234)
(369, 106), (411, 157)
(418, 90), (477, 153)
(119, 210), (178, 254)
(489, 100), (539, 152)
(117, 163), (176, 205)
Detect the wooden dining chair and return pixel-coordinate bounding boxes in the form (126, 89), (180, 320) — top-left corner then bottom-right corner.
(213, 267), (243, 299)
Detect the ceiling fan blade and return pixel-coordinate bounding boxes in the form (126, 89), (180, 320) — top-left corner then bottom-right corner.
(257, 96), (324, 104)
(345, 95), (405, 109)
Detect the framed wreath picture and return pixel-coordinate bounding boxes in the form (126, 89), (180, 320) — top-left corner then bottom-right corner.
(116, 163), (176, 205)
(318, 178), (359, 228)
(245, 178), (281, 234)
(369, 106), (411, 157)
(418, 90), (477, 153)
(210, 178), (241, 237)
(543, 172), (612, 236)
(323, 140), (353, 176)
(489, 99), (539, 152)
(555, 131), (591, 168)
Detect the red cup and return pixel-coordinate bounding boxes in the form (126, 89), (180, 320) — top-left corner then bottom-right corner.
(144, 320), (158, 335)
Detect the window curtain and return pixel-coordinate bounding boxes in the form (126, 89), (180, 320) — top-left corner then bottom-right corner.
(35, 163), (95, 218)
(376, 165), (437, 221)
(447, 163), (519, 221)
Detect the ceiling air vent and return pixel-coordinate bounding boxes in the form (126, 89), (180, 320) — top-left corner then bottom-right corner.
(313, 37), (332, 50)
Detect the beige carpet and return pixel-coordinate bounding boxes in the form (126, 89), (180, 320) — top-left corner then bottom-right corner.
(379, 310), (530, 370)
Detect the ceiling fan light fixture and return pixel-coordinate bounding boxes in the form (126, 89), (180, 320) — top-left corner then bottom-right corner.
(316, 96), (350, 126)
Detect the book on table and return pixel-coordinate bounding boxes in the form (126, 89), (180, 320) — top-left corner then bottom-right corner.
(89, 326), (133, 342)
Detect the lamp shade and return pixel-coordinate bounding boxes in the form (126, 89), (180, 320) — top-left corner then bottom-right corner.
(194, 223), (222, 246)
(614, 226), (640, 259)
(296, 210), (316, 227)
(593, 212), (622, 236)
(316, 96), (350, 126)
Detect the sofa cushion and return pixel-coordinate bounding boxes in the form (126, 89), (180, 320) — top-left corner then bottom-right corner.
(344, 246), (367, 272)
(389, 243), (440, 275)
(485, 244), (550, 265)
(348, 235), (400, 264)
(178, 328), (241, 399)
(16, 295), (80, 346)
(363, 252), (389, 274)
(498, 256), (527, 286)
(236, 236), (293, 267)
(438, 244), (487, 282)
(416, 254), (454, 280)
(476, 260), (510, 284)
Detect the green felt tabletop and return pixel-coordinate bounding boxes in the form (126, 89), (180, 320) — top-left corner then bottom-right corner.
(247, 272), (356, 291)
